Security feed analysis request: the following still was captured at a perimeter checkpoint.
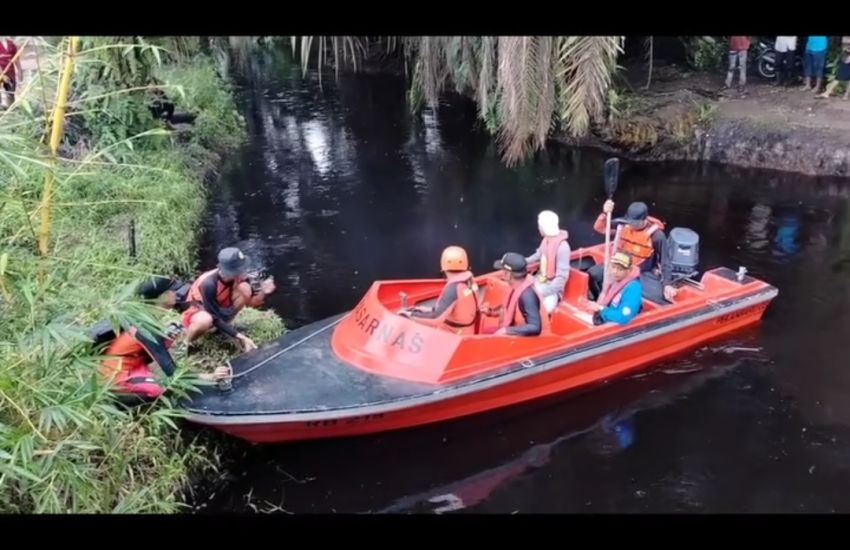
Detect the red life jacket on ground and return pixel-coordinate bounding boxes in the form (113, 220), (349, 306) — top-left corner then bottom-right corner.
(615, 216), (664, 266)
(501, 274), (550, 332)
(600, 267), (641, 307)
(538, 230), (569, 281)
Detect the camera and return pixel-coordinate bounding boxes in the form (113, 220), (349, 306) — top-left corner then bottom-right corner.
(246, 268), (270, 294)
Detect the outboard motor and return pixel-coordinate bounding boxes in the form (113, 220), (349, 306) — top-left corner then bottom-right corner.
(667, 227), (700, 282)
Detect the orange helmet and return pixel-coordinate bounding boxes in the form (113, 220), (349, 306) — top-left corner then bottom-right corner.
(440, 246), (469, 272)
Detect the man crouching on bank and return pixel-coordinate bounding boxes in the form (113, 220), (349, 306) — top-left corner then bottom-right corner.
(182, 247), (276, 352)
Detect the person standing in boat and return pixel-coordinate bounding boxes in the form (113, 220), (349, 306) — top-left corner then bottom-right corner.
(182, 247), (276, 352)
(585, 252), (643, 325)
(403, 246), (480, 335)
(589, 200), (676, 304)
(481, 253), (548, 336)
(523, 210), (571, 314)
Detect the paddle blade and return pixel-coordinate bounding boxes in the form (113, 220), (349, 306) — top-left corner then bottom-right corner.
(604, 157), (620, 197)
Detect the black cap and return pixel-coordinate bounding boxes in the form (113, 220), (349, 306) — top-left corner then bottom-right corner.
(617, 201), (648, 226)
(218, 247), (248, 278)
(138, 276), (181, 300)
(493, 252), (528, 275)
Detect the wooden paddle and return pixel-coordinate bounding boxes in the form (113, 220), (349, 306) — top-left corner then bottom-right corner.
(599, 157), (620, 302)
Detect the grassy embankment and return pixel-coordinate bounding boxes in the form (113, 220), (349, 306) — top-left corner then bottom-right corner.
(0, 38), (283, 513)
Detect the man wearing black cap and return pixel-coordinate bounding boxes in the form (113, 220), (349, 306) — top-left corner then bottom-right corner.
(182, 247), (276, 351)
(483, 253), (547, 336)
(137, 275), (190, 311)
(589, 199), (675, 304)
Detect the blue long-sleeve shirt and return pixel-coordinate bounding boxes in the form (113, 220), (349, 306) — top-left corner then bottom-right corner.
(600, 279), (643, 325)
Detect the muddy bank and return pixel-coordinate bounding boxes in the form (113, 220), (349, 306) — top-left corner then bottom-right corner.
(558, 66), (850, 178)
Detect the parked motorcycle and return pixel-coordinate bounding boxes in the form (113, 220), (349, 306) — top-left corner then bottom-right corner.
(754, 38), (803, 81)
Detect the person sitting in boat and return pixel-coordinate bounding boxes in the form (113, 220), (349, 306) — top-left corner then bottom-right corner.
(523, 210), (571, 314)
(589, 200), (677, 304)
(481, 252), (549, 336)
(585, 252), (642, 326)
(98, 322), (229, 403)
(182, 247), (276, 353)
(401, 245), (481, 335)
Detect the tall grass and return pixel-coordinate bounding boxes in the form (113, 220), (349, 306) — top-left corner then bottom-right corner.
(0, 38), (274, 513)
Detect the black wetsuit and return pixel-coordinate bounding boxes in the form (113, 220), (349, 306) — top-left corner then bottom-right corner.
(506, 286), (542, 337)
(196, 273), (240, 338)
(410, 281), (462, 319)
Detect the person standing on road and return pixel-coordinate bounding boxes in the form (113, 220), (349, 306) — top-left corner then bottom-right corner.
(802, 36), (829, 92)
(724, 36), (751, 92)
(0, 37), (23, 109)
(774, 36), (798, 86)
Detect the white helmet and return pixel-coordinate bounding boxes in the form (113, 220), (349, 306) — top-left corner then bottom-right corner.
(537, 210), (560, 237)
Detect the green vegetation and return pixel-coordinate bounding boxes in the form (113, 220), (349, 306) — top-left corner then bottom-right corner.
(0, 37), (281, 513)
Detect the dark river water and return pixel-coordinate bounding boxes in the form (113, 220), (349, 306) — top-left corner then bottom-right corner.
(195, 49), (850, 513)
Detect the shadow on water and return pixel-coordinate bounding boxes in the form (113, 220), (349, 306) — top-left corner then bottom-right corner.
(194, 48), (850, 513)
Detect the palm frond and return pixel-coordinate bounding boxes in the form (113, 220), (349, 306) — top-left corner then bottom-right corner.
(556, 36), (624, 138)
(476, 37), (497, 122)
(495, 36), (557, 166)
(289, 36), (368, 81)
(420, 36), (449, 108)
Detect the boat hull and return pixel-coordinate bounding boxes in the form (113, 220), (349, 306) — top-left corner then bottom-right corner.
(185, 281), (776, 444)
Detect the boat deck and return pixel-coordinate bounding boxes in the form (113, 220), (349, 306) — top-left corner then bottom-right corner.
(182, 315), (439, 416)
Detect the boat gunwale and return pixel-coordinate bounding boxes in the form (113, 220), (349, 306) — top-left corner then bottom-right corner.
(184, 284), (778, 425)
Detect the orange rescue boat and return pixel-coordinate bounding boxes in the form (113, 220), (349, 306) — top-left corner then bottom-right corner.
(182, 241), (778, 444)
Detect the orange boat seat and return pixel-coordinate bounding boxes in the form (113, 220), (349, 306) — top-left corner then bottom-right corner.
(563, 268), (590, 305)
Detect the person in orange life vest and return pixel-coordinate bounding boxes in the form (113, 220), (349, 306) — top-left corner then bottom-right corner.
(481, 253), (548, 336)
(99, 323), (229, 402)
(402, 246), (480, 333)
(182, 247), (276, 352)
(589, 200), (677, 304)
(523, 210), (571, 314)
(0, 37), (22, 109)
(585, 252), (642, 325)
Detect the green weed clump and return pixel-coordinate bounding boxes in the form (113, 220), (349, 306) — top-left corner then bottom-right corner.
(0, 38), (280, 513)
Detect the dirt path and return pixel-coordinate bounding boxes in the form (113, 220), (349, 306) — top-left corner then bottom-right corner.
(645, 67), (850, 133)
(570, 63), (850, 176)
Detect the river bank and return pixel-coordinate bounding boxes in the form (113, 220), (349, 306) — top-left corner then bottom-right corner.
(557, 63), (850, 178)
(0, 40), (283, 513)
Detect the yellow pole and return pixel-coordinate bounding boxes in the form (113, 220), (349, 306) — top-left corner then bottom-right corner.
(37, 36), (80, 257)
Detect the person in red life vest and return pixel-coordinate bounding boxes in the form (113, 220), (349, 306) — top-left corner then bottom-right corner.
(523, 210), (571, 314)
(585, 252), (643, 325)
(589, 200), (677, 304)
(98, 323), (229, 403)
(182, 247), (276, 352)
(402, 246), (481, 335)
(481, 253), (549, 336)
(0, 37), (23, 109)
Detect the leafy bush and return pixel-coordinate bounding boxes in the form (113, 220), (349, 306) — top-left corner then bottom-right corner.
(0, 38), (266, 514)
